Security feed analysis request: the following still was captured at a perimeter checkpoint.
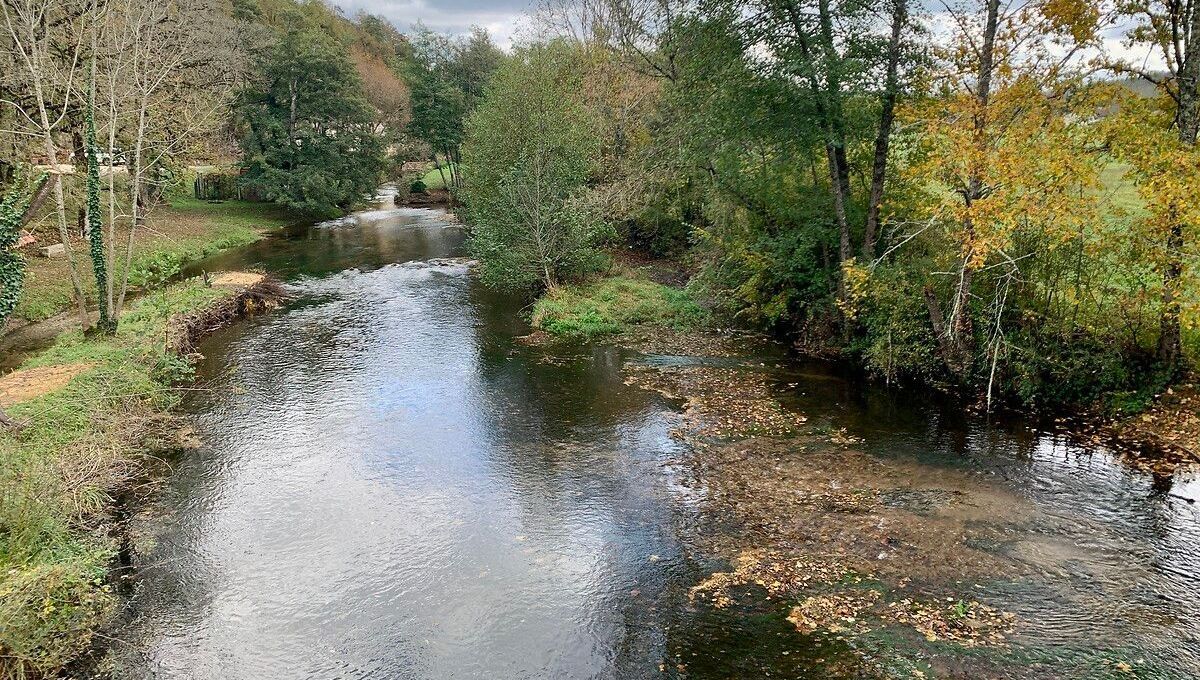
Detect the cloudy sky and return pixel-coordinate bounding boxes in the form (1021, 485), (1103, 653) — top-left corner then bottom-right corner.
(331, 0), (534, 47)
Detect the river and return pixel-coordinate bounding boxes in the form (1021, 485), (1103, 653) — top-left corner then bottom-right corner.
(113, 192), (1200, 679)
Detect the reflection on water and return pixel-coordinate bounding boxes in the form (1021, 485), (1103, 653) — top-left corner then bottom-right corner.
(119, 199), (1200, 678)
(122, 207), (703, 679)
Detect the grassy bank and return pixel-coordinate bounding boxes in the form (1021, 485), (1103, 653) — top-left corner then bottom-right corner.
(531, 271), (708, 339)
(0, 279), (267, 678)
(14, 197), (293, 323)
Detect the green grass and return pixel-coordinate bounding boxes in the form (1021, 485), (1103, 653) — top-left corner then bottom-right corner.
(0, 279), (232, 678)
(418, 163), (459, 191)
(12, 198), (291, 323)
(1097, 162), (1145, 215)
(531, 274), (709, 339)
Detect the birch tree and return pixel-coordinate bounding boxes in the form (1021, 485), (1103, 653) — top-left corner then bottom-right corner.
(109, 0), (242, 316)
(909, 0), (1103, 378)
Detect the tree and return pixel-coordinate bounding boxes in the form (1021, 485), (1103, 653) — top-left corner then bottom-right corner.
(0, 169), (47, 430)
(108, 0), (243, 316)
(462, 41), (605, 291)
(908, 0), (1102, 379)
(237, 19), (384, 216)
(84, 57), (112, 331)
(0, 0), (91, 328)
(405, 26), (503, 192)
(1111, 0), (1200, 369)
(863, 0), (910, 259)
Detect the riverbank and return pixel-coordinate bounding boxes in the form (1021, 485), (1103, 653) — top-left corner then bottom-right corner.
(528, 260), (1200, 469)
(0, 275), (283, 679)
(10, 198), (294, 325)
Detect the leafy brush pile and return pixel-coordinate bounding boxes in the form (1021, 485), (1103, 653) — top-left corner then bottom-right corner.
(531, 275), (708, 339)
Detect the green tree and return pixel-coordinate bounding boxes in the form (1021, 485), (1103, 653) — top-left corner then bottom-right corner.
(406, 26), (503, 191)
(237, 20), (384, 216)
(462, 41), (605, 291)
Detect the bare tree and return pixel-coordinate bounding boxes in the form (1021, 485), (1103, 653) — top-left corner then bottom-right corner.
(536, 0), (691, 81)
(90, 0), (242, 317)
(0, 0), (91, 328)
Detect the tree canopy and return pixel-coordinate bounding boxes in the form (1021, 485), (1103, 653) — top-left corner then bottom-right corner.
(237, 20), (385, 216)
(462, 41), (605, 291)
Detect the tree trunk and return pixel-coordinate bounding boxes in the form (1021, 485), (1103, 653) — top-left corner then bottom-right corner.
(1157, 221), (1184, 366)
(816, 0), (852, 266)
(116, 98), (148, 314)
(781, 0), (852, 264)
(863, 0), (907, 260)
(85, 35), (113, 332)
(19, 174), (53, 225)
(941, 0), (1000, 378)
(38, 111), (90, 328)
(433, 152), (449, 192)
(923, 283), (955, 363)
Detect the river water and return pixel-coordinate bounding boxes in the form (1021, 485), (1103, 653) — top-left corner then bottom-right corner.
(114, 195), (1200, 679)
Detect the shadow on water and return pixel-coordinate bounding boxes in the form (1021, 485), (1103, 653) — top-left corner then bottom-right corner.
(114, 193), (1200, 678)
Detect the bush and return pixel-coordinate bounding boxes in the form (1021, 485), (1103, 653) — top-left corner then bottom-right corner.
(531, 275), (708, 339)
(1004, 327), (1169, 413)
(853, 262), (944, 385)
(410, 178), (427, 194)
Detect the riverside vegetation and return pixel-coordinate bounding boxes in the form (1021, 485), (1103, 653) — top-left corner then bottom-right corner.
(1, 0), (1199, 677)
(456, 1), (1198, 420)
(0, 277), (283, 675)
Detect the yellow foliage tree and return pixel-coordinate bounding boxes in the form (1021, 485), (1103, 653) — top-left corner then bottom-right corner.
(905, 0), (1102, 377)
(1110, 0), (1200, 368)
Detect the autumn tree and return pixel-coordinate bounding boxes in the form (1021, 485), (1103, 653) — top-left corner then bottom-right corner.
(1109, 0), (1200, 369)
(97, 0), (243, 320)
(907, 0), (1103, 381)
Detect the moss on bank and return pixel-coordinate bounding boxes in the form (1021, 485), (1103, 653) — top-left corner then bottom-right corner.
(14, 198), (292, 323)
(531, 273), (708, 339)
(0, 279), (262, 679)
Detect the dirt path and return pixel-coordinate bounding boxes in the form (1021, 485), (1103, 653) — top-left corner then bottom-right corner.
(0, 362), (95, 407)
